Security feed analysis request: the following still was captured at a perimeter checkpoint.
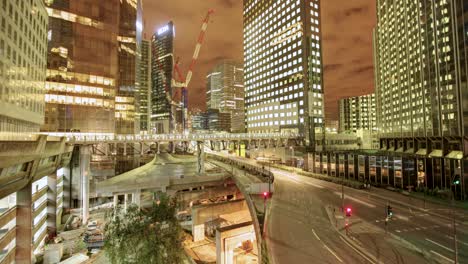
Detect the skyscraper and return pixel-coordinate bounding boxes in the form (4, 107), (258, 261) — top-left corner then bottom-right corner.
(115, 0), (140, 135)
(137, 39), (152, 133)
(374, 0), (468, 198)
(151, 21), (174, 134)
(243, 0), (324, 147)
(206, 60), (245, 132)
(339, 93), (376, 133)
(0, 0), (48, 133)
(42, 0), (121, 133)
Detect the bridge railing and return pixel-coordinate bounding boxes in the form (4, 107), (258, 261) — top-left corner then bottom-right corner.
(0, 132), (303, 143)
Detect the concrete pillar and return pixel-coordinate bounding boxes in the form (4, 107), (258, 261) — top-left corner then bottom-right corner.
(132, 189), (141, 208)
(193, 224), (205, 242)
(172, 142), (176, 154)
(113, 194), (118, 209)
(16, 183), (32, 264)
(80, 145), (91, 225)
(124, 193), (128, 212)
(196, 141), (205, 175)
(47, 174), (57, 235)
(123, 143), (127, 156)
(157, 143), (161, 154)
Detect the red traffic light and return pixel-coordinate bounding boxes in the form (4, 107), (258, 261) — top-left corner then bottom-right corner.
(263, 192), (269, 198)
(345, 207), (352, 216)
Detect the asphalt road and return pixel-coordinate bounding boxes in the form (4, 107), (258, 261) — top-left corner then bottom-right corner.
(218, 154), (466, 264)
(271, 168), (468, 264)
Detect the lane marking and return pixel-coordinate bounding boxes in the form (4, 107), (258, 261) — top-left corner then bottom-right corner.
(323, 244), (343, 263)
(334, 192), (376, 208)
(445, 235), (468, 247)
(275, 171), (324, 189)
(311, 228), (321, 241)
(339, 236), (375, 264)
(425, 238), (454, 252)
(430, 250), (455, 264)
(395, 215), (409, 221)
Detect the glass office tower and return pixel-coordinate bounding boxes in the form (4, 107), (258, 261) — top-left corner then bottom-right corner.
(0, 0), (48, 133)
(243, 0), (324, 147)
(42, 0), (120, 133)
(115, 0), (140, 135)
(206, 60), (245, 132)
(374, 0), (468, 198)
(137, 39), (151, 133)
(151, 21), (174, 134)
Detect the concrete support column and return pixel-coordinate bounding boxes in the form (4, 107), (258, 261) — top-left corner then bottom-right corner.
(172, 142), (176, 154)
(80, 145), (92, 225)
(124, 193), (128, 212)
(16, 183), (32, 264)
(196, 141), (205, 175)
(47, 174), (57, 235)
(157, 143), (161, 154)
(123, 143), (127, 156)
(132, 189), (141, 208)
(113, 194), (118, 209)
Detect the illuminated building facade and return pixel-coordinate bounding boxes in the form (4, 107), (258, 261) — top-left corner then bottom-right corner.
(374, 0), (468, 198)
(115, 0), (140, 135)
(339, 93), (376, 133)
(151, 21), (174, 134)
(138, 39), (151, 132)
(243, 0), (324, 147)
(206, 60), (245, 132)
(42, 0), (120, 133)
(0, 0), (48, 133)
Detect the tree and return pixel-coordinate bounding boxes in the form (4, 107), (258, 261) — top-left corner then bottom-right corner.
(104, 193), (184, 264)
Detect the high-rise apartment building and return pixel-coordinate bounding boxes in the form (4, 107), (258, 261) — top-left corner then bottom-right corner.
(339, 93), (376, 133)
(151, 21), (174, 133)
(243, 0), (324, 147)
(206, 60), (245, 132)
(374, 0), (468, 197)
(0, 0), (48, 133)
(138, 39), (151, 132)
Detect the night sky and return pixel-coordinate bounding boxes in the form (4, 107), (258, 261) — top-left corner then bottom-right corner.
(143, 0), (376, 121)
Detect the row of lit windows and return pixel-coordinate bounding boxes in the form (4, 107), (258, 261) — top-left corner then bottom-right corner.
(45, 94), (115, 108)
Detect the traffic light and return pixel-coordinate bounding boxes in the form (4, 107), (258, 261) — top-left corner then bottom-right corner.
(263, 192), (268, 199)
(387, 205), (393, 218)
(345, 207), (352, 217)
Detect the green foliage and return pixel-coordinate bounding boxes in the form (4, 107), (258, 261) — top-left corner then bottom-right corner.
(104, 193), (184, 264)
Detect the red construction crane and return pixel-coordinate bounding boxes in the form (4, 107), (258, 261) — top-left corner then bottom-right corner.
(171, 9), (215, 131)
(172, 9), (215, 89)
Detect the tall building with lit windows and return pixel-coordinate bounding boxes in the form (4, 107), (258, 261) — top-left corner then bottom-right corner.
(0, 0), (48, 133)
(339, 93), (376, 133)
(138, 39), (152, 133)
(115, 0), (140, 135)
(151, 21), (174, 133)
(243, 0), (324, 148)
(374, 0), (468, 198)
(206, 60), (245, 132)
(42, 0), (121, 133)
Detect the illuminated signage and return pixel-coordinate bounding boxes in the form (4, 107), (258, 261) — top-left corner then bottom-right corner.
(157, 25), (170, 35)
